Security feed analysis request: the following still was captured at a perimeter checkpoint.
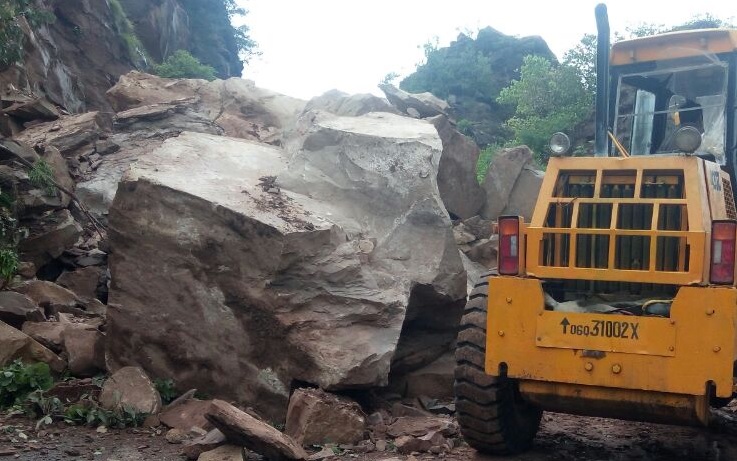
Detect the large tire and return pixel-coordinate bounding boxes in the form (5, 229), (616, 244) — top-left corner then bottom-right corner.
(454, 276), (542, 455)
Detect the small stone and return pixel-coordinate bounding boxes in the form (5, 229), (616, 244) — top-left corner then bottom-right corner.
(375, 439), (387, 452)
(99, 366), (162, 415)
(165, 428), (189, 444)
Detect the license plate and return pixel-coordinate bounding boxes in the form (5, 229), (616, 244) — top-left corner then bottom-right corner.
(536, 311), (676, 357)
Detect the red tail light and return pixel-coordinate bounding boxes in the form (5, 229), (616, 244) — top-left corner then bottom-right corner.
(498, 216), (520, 275)
(710, 220), (736, 285)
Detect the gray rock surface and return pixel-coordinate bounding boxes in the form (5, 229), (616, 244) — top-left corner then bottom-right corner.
(430, 115), (485, 219)
(285, 388), (366, 446)
(379, 84), (449, 118)
(107, 112), (465, 420)
(304, 89), (398, 117)
(481, 145), (540, 220)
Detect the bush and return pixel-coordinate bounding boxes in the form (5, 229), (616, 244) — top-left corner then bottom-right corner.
(154, 378), (179, 404)
(476, 144), (503, 184)
(153, 50), (218, 81)
(0, 360), (53, 409)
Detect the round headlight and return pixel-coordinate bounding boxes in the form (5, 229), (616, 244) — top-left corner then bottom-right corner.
(673, 126), (701, 153)
(549, 132), (571, 156)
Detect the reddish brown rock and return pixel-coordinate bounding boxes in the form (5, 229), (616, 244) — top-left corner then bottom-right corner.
(197, 445), (245, 461)
(56, 267), (103, 301)
(0, 320), (65, 372)
(206, 400), (307, 460)
(181, 429), (227, 460)
(99, 366), (161, 415)
(0, 291), (45, 328)
(62, 327), (105, 377)
(161, 399), (213, 432)
(285, 388), (366, 446)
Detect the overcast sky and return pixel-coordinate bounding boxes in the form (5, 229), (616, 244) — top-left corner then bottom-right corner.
(235, 1), (735, 100)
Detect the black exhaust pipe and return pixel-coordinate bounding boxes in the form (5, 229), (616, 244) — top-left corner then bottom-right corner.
(594, 3), (610, 157)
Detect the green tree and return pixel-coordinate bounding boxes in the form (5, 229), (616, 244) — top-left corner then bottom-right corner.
(400, 36), (498, 102)
(498, 55), (592, 163)
(0, 0), (54, 66)
(153, 50), (217, 80)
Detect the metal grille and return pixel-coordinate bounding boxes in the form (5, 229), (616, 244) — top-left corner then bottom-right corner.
(723, 177), (737, 220)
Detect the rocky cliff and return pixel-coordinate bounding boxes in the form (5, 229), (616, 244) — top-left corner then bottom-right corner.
(0, 0), (244, 113)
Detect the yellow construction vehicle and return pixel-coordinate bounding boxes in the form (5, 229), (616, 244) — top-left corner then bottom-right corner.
(454, 4), (737, 454)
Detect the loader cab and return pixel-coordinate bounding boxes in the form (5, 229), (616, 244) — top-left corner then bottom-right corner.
(609, 29), (737, 175)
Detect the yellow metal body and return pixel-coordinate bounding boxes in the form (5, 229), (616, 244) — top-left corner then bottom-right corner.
(612, 29), (737, 65)
(487, 156), (737, 425)
(486, 277), (737, 425)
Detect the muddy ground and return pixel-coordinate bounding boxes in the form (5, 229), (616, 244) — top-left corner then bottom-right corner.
(2, 412), (737, 461)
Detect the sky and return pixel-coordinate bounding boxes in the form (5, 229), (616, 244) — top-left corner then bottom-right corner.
(235, 1), (736, 100)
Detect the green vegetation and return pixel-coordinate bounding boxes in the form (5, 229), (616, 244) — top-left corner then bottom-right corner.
(401, 37), (498, 102)
(154, 378), (179, 404)
(1, 360), (145, 429)
(153, 50), (217, 80)
(0, 0), (55, 66)
(497, 55), (592, 164)
(108, 0), (147, 68)
(64, 398), (147, 428)
(476, 143), (503, 183)
(179, 0), (259, 77)
(0, 360), (53, 409)
(29, 159), (55, 196)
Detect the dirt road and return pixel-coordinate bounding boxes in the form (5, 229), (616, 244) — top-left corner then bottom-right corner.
(2, 412), (737, 460)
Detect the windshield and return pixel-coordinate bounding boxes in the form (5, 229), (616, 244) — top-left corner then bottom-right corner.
(614, 56), (728, 163)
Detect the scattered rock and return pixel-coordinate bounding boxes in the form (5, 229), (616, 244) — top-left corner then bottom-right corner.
(307, 447), (335, 460)
(0, 320), (65, 372)
(205, 400), (307, 460)
(99, 366), (162, 415)
(0, 291), (45, 328)
(165, 428), (191, 444)
(182, 429), (227, 460)
(21, 321), (66, 352)
(394, 435), (432, 454)
(386, 416), (458, 439)
(18, 209), (83, 269)
(197, 445), (245, 461)
(62, 326), (105, 377)
(161, 399), (213, 432)
(55, 266), (104, 301)
(285, 388), (366, 446)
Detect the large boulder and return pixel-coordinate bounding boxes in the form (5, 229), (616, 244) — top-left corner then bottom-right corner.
(379, 84), (449, 118)
(480, 145), (543, 221)
(285, 388), (366, 446)
(304, 89), (398, 117)
(99, 366), (162, 415)
(429, 115), (485, 219)
(107, 112), (466, 421)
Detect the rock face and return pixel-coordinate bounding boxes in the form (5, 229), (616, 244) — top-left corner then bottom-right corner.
(480, 145), (543, 221)
(285, 388), (366, 446)
(430, 115), (485, 219)
(107, 111), (466, 420)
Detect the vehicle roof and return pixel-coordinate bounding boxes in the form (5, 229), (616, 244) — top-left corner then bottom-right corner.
(611, 29), (737, 66)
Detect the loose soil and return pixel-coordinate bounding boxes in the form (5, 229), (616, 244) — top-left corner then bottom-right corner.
(3, 411), (737, 461)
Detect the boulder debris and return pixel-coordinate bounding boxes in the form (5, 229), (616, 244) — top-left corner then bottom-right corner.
(205, 400), (307, 460)
(99, 366), (162, 415)
(285, 388), (366, 446)
(480, 145), (543, 221)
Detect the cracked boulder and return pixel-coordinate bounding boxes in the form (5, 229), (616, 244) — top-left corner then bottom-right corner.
(107, 112), (465, 421)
